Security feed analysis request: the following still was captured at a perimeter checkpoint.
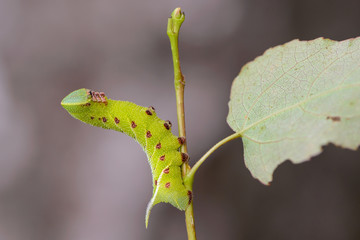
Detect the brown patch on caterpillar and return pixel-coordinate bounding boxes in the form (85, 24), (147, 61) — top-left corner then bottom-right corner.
(131, 121), (137, 128)
(187, 191), (192, 204)
(155, 180), (158, 186)
(88, 90), (108, 104)
(114, 117), (120, 124)
(145, 106), (155, 115)
(149, 106), (156, 114)
(102, 117), (107, 123)
(83, 103), (91, 106)
(90, 116), (94, 120)
(181, 153), (189, 163)
(159, 155), (165, 161)
(87, 89), (93, 99)
(156, 143), (162, 149)
(163, 168), (170, 174)
(94, 92), (101, 102)
(164, 120), (172, 130)
(98, 117), (101, 120)
(146, 131), (152, 138)
(99, 92), (106, 102)
(165, 182), (171, 188)
(90, 90), (100, 102)
(178, 137), (186, 145)
(326, 116), (341, 122)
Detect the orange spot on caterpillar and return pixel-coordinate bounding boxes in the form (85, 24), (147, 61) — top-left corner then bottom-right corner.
(114, 117), (120, 124)
(146, 131), (152, 138)
(181, 153), (189, 162)
(178, 137), (186, 145)
(102, 117), (107, 122)
(155, 180), (157, 186)
(163, 168), (169, 174)
(159, 155), (165, 161)
(146, 106), (155, 115)
(131, 121), (137, 128)
(188, 191), (192, 204)
(156, 143), (161, 149)
(164, 120), (172, 130)
(165, 182), (170, 188)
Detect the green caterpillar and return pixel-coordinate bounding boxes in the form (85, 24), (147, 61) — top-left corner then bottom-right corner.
(61, 88), (192, 227)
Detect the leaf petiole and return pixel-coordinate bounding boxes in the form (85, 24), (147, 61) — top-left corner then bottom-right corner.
(185, 132), (242, 186)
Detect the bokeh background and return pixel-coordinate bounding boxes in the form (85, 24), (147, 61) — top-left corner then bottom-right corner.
(0, 0), (359, 239)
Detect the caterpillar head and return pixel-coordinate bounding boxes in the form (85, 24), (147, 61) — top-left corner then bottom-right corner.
(61, 88), (107, 115)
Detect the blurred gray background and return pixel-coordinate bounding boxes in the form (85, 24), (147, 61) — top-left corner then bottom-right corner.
(0, 0), (359, 239)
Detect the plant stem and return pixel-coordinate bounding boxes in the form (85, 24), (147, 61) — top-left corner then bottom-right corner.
(167, 8), (196, 240)
(184, 132), (242, 187)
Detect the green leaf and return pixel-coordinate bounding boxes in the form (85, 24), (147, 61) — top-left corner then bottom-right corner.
(227, 37), (360, 184)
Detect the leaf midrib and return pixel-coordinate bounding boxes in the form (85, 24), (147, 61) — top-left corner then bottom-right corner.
(238, 82), (360, 136)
